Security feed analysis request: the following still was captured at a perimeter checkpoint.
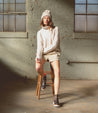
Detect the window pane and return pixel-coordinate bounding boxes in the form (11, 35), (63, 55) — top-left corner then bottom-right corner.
(87, 0), (98, 4)
(75, 5), (86, 14)
(0, 15), (3, 31)
(0, 0), (3, 3)
(4, 0), (15, 3)
(75, 0), (86, 4)
(4, 15), (15, 32)
(87, 5), (98, 14)
(16, 15), (26, 32)
(16, 0), (25, 3)
(0, 4), (3, 12)
(75, 15), (86, 32)
(0, 0), (26, 32)
(16, 4), (25, 12)
(4, 4), (15, 12)
(87, 16), (98, 32)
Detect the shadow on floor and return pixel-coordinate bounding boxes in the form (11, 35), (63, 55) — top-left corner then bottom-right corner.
(0, 60), (36, 105)
(59, 83), (98, 107)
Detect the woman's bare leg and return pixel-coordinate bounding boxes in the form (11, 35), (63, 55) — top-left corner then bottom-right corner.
(35, 59), (45, 77)
(51, 60), (60, 95)
(51, 60), (60, 107)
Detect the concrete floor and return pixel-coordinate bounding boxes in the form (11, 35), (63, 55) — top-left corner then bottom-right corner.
(0, 77), (98, 113)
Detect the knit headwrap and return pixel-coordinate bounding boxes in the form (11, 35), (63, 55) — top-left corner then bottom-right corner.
(41, 10), (52, 20)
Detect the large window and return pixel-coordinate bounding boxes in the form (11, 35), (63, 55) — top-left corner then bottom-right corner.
(0, 0), (26, 32)
(75, 0), (98, 33)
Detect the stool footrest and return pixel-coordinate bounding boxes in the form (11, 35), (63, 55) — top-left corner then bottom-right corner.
(46, 82), (53, 84)
(44, 71), (52, 74)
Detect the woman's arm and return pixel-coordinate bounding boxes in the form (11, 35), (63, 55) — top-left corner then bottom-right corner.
(36, 31), (43, 60)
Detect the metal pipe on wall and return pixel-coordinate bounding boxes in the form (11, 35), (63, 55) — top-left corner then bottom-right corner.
(66, 60), (98, 64)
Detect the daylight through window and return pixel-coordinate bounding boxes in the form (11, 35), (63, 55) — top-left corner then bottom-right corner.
(75, 0), (98, 32)
(0, 0), (26, 32)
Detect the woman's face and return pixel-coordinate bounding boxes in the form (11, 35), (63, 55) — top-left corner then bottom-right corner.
(43, 16), (50, 26)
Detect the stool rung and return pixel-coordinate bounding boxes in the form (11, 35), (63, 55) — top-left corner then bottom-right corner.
(44, 71), (52, 74)
(46, 82), (53, 84)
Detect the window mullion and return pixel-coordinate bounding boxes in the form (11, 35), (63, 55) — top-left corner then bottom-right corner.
(15, 0), (16, 32)
(74, 0), (75, 32)
(3, 0), (4, 32)
(85, 0), (87, 32)
(8, 3), (10, 31)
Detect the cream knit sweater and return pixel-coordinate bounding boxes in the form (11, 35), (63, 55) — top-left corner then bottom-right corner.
(36, 26), (60, 59)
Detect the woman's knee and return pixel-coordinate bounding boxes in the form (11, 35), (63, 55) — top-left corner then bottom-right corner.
(54, 68), (60, 78)
(36, 65), (41, 73)
(35, 59), (45, 73)
(55, 71), (60, 78)
(36, 63), (43, 73)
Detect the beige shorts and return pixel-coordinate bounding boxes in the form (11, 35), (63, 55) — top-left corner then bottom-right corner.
(43, 51), (60, 62)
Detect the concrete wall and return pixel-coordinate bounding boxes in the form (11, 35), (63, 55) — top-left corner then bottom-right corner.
(0, 0), (98, 79)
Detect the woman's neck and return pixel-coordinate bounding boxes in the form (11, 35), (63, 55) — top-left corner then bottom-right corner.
(42, 26), (50, 30)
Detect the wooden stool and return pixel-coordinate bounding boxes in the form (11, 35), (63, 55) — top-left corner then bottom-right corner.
(36, 64), (54, 100)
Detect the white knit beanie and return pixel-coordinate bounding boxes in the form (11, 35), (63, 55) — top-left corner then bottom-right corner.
(41, 10), (52, 20)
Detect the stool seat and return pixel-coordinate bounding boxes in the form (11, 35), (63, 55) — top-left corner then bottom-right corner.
(36, 64), (54, 100)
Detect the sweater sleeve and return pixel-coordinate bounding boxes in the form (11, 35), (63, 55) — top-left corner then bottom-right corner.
(44, 27), (60, 54)
(36, 31), (43, 59)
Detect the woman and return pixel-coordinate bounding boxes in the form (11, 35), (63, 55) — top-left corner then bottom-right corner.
(35, 10), (61, 107)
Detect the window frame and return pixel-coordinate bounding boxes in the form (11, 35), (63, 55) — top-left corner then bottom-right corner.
(0, 0), (28, 38)
(74, 0), (98, 33)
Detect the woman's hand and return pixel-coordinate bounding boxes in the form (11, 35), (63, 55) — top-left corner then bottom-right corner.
(36, 58), (41, 63)
(35, 53), (41, 63)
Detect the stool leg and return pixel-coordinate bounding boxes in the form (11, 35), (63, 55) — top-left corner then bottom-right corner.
(50, 64), (55, 95)
(36, 75), (40, 96)
(38, 75), (41, 99)
(51, 71), (54, 95)
(36, 75), (42, 100)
